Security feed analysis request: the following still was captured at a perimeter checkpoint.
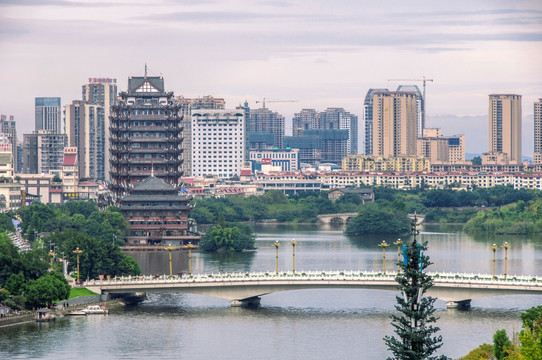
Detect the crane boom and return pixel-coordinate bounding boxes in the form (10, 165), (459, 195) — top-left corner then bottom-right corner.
(388, 76), (434, 136)
(256, 98), (299, 110)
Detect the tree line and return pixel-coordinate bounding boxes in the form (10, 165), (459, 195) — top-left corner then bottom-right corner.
(0, 200), (140, 310)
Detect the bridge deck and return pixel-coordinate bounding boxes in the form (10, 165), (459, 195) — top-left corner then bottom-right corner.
(85, 270), (542, 304)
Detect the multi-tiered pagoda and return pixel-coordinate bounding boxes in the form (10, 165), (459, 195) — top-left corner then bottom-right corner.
(120, 176), (198, 246)
(110, 69), (182, 199)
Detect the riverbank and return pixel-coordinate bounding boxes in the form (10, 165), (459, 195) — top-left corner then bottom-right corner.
(0, 296), (125, 328)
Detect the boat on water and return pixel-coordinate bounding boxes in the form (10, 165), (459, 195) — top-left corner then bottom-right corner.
(82, 305), (108, 314)
(67, 310), (87, 316)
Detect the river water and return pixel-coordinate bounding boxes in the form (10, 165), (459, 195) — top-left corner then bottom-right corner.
(1, 224), (541, 359)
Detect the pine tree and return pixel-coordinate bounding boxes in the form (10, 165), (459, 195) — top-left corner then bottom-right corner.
(384, 217), (449, 360)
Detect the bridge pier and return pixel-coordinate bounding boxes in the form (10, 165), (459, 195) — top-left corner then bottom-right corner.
(230, 297), (261, 308)
(445, 299), (471, 310)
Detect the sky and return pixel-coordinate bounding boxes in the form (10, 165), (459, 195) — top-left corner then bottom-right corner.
(1, 0), (541, 154)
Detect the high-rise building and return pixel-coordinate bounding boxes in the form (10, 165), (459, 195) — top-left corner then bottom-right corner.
(0, 115), (18, 173)
(396, 85), (423, 137)
(293, 109), (318, 136)
(0, 135), (14, 179)
(23, 130), (67, 174)
(248, 107), (285, 150)
(174, 95), (225, 176)
(372, 91), (418, 158)
(35, 97), (62, 134)
(318, 108), (358, 155)
(284, 129), (349, 165)
(82, 78), (117, 181)
(487, 94), (522, 165)
(533, 99), (542, 164)
(109, 72), (182, 198)
(65, 100), (106, 180)
(363, 88), (388, 155)
(191, 108), (245, 178)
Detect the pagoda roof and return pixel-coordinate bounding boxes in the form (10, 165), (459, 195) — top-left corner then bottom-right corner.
(121, 194), (191, 202)
(130, 176), (177, 192)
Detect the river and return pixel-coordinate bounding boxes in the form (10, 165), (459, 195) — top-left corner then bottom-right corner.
(1, 224), (541, 359)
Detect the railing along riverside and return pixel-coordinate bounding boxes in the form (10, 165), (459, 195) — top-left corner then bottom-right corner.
(85, 271), (542, 286)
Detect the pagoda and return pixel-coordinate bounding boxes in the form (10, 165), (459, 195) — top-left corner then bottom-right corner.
(120, 176), (198, 246)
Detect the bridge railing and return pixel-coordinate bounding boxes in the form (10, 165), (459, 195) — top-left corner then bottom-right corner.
(84, 270), (542, 287)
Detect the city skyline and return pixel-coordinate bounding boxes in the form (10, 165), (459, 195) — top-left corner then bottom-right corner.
(1, 0), (541, 154)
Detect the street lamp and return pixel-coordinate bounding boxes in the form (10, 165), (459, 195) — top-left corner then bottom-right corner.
(502, 242), (511, 279)
(490, 243), (499, 278)
(49, 241), (55, 271)
(165, 245), (176, 276)
(378, 240), (390, 274)
(272, 240), (281, 275)
(289, 239), (297, 274)
(393, 239), (402, 273)
(73, 247), (83, 284)
(187, 242), (195, 277)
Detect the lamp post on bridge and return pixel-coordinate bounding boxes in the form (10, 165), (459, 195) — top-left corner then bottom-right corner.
(394, 239), (402, 273)
(290, 239), (297, 274)
(73, 247), (83, 284)
(187, 242), (195, 277)
(378, 240), (390, 274)
(490, 243), (499, 278)
(502, 242), (511, 279)
(272, 240), (281, 275)
(165, 245), (175, 276)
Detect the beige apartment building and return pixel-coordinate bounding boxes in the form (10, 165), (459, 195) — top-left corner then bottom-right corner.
(533, 99), (542, 164)
(486, 94), (522, 165)
(372, 91), (418, 158)
(342, 154), (430, 172)
(417, 128), (466, 165)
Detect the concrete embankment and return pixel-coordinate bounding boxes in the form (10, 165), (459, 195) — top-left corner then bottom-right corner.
(0, 295), (129, 328)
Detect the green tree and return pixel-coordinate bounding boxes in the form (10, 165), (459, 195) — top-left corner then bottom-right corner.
(345, 203), (410, 235)
(24, 271), (70, 308)
(199, 224), (255, 252)
(384, 217), (449, 360)
(493, 329), (512, 360)
(471, 156), (482, 165)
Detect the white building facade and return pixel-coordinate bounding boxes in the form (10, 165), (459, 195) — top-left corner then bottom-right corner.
(191, 109), (245, 178)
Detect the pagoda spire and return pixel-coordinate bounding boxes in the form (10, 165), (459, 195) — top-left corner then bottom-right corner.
(144, 63), (148, 78)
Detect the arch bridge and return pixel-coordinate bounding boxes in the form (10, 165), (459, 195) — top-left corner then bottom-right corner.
(85, 270), (542, 309)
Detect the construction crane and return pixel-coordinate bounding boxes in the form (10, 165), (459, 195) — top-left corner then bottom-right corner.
(388, 76), (434, 136)
(256, 98), (298, 110)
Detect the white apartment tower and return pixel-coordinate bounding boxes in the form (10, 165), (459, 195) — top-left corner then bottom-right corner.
(191, 109), (245, 178)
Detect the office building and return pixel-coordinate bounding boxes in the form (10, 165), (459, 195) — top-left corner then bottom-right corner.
(248, 107), (284, 150)
(110, 72), (183, 198)
(65, 100), (105, 180)
(533, 99), (542, 164)
(363, 88), (388, 155)
(35, 97), (62, 134)
(175, 95), (225, 176)
(486, 94), (522, 165)
(250, 148), (299, 173)
(0, 115), (18, 173)
(318, 108), (358, 154)
(372, 91), (418, 158)
(82, 78), (117, 181)
(284, 129), (349, 165)
(23, 130), (67, 174)
(293, 109), (318, 136)
(191, 109), (245, 178)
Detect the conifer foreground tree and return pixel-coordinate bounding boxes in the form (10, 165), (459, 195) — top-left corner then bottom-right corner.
(384, 217), (449, 360)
